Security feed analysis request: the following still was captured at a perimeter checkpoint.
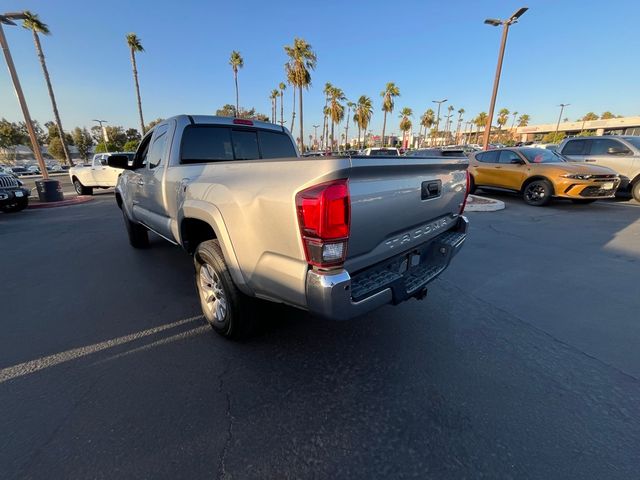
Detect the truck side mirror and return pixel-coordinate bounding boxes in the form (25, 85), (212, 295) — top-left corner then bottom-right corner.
(107, 155), (133, 170)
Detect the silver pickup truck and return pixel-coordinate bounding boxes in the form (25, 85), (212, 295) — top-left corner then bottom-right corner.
(110, 115), (469, 338)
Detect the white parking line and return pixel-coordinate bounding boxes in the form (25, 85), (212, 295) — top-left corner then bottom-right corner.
(0, 315), (203, 384)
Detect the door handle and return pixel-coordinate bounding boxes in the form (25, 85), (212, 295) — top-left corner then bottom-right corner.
(495, 166), (502, 169)
(585, 159), (596, 162)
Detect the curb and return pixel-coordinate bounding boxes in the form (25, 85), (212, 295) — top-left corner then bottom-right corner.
(464, 194), (505, 212)
(28, 195), (94, 209)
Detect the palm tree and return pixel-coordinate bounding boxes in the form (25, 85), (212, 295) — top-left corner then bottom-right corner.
(496, 108), (509, 142)
(328, 87), (345, 150)
(322, 82), (333, 149)
(510, 111), (519, 130)
(455, 108), (465, 144)
(22, 12), (73, 166)
(517, 114), (530, 128)
(229, 51), (244, 117)
(420, 109), (435, 146)
(270, 89), (279, 123)
(345, 101), (355, 149)
(278, 82), (286, 126)
(380, 82), (400, 147)
(287, 67), (296, 137)
(126, 33), (146, 135)
(444, 105), (455, 144)
(355, 95), (373, 149)
(398, 107), (413, 148)
(474, 112), (488, 144)
(284, 38), (317, 152)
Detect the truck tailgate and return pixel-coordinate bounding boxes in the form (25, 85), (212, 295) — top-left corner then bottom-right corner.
(344, 155), (468, 273)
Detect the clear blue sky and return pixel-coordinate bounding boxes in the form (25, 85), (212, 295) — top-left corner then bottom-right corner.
(1, 0), (639, 136)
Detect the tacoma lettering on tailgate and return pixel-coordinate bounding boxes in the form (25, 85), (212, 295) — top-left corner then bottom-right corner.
(385, 217), (450, 250)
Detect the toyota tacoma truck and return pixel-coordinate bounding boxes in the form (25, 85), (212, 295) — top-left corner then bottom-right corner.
(69, 152), (133, 195)
(110, 115), (469, 338)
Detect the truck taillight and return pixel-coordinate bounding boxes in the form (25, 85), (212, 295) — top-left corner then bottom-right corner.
(296, 179), (350, 269)
(459, 170), (470, 214)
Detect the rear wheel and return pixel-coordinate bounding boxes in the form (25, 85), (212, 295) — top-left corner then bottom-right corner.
(632, 181), (640, 202)
(571, 199), (596, 205)
(122, 207), (148, 248)
(468, 174), (477, 194)
(523, 179), (553, 206)
(73, 178), (93, 196)
(194, 240), (255, 339)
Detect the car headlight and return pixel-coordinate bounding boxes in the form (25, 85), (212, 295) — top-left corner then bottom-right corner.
(562, 174), (593, 180)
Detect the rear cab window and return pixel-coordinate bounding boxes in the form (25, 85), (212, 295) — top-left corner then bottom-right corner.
(180, 126), (296, 163)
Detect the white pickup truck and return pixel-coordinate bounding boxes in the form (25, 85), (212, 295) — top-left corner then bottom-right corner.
(110, 115), (469, 338)
(69, 152), (133, 195)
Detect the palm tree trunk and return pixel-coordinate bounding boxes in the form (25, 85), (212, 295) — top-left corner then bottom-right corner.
(381, 111), (387, 147)
(330, 120), (334, 151)
(280, 92), (284, 126)
(345, 108), (350, 149)
(33, 32), (73, 166)
(357, 125), (361, 149)
(322, 97), (328, 149)
(290, 88), (296, 138)
(298, 86), (304, 152)
(130, 48), (145, 134)
(234, 71), (239, 117)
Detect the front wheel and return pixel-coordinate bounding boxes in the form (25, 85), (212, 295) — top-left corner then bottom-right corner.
(632, 181), (640, 202)
(0, 198), (28, 213)
(194, 240), (255, 339)
(73, 178), (93, 196)
(523, 180), (553, 206)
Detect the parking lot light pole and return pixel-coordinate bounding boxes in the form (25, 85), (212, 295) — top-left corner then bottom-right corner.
(482, 7), (528, 151)
(432, 99), (447, 146)
(92, 119), (109, 145)
(0, 12), (49, 181)
(554, 103), (569, 139)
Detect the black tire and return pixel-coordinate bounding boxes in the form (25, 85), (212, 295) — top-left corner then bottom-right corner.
(0, 198), (28, 213)
(523, 179), (553, 206)
(571, 199), (596, 205)
(122, 207), (149, 248)
(194, 239), (255, 339)
(468, 174), (477, 195)
(73, 178), (93, 196)
(632, 181), (640, 203)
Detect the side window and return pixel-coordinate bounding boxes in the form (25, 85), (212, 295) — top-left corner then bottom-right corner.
(589, 138), (631, 156)
(232, 130), (260, 160)
(258, 131), (297, 158)
(147, 125), (169, 169)
(134, 134), (153, 169)
(561, 139), (587, 155)
(181, 126), (233, 163)
(476, 151), (499, 163)
(498, 150), (523, 164)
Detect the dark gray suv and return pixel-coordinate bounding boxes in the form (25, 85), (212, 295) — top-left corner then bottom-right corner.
(558, 136), (640, 201)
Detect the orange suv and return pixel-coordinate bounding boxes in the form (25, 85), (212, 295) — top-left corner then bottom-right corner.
(468, 147), (620, 206)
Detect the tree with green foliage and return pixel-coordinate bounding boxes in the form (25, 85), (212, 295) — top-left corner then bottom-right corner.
(45, 121), (73, 145)
(496, 108), (510, 142)
(354, 95), (373, 148)
(22, 11), (73, 165)
(420, 109), (435, 146)
(123, 140), (139, 152)
(145, 118), (164, 131)
(328, 86), (345, 149)
(270, 89), (279, 123)
(215, 104), (268, 121)
(284, 38), (317, 152)
(581, 112), (599, 121)
(398, 107), (413, 148)
(19, 120), (47, 145)
(125, 128), (141, 143)
(0, 119), (27, 163)
(278, 82), (286, 126)
(474, 112), (488, 143)
(126, 33), (146, 134)
(601, 111), (616, 120)
(229, 51), (244, 116)
(71, 127), (93, 160)
(541, 132), (565, 143)
(47, 136), (66, 161)
(577, 130), (596, 137)
(517, 114), (530, 127)
(380, 82), (400, 147)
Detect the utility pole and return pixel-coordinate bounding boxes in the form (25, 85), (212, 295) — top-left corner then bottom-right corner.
(92, 119), (109, 151)
(555, 104), (569, 140)
(0, 13), (49, 181)
(312, 124), (320, 149)
(482, 7), (528, 150)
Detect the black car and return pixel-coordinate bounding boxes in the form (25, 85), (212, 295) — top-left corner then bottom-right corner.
(0, 173), (30, 213)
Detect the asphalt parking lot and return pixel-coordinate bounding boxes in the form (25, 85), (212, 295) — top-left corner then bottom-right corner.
(1, 194), (639, 479)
